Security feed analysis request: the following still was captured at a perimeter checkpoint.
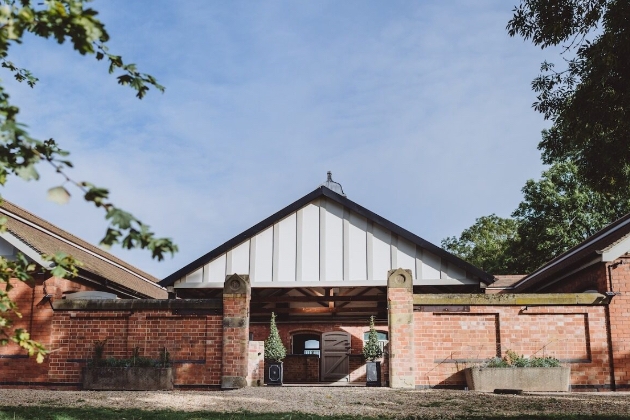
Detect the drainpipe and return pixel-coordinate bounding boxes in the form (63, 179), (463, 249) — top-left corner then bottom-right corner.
(605, 261), (623, 391)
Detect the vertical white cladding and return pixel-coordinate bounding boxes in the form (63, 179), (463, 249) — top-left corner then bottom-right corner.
(370, 223), (391, 282)
(186, 267), (203, 283)
(252, 226), (273, 283)
(397, 237), (416, 279)
(208, 253), (227, 283)
(298, 202), (320, 282)
(228, 240), (250, 275)
(323, 199), (344, 282)
(276, 213), (297, 282)
(446, 262), (467, 280)
(348, 212), (367, 281)
(174, 194), (480, 288)
(421, 249), (441, 279)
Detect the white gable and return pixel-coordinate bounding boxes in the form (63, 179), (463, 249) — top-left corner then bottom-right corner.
(174, 196), (477, 288)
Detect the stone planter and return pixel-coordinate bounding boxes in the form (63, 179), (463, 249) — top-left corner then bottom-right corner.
(265, 361), (283, 386)
(82, 367), (173, 390)
(366, 361), (381, 387)
(464, 367), (571, 392)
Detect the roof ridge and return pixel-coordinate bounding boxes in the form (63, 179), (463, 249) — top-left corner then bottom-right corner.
(0, 199), (159, 283)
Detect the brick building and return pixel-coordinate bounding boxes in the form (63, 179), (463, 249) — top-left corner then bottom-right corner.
(0, 199), (167, 388)
(2, 178), (630, 391)
(160, 176), (492, 386)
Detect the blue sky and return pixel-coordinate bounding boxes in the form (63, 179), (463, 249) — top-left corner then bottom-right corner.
(2, 0), (555, 279)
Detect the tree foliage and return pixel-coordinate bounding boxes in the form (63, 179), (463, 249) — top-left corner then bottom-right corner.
(0, 0), (177, 361)
(510, 161), (630, 272)
(264, 312), (286, 362)
(441, 215), (519, 275)
(507, 0), (630, 194)
(443, 162), (630, 274)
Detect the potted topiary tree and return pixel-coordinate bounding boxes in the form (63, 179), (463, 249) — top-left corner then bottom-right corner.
(363, 315), (383, 387)
(264, 312), (287, 386)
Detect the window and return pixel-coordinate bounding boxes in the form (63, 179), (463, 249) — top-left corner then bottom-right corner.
(292, 333), (321, 356)
(363, 330), (388, 353)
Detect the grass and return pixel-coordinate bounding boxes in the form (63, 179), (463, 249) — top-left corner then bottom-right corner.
(2, 407), (630, 420)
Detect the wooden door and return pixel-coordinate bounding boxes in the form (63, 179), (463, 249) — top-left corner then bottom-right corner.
(321, 331), (350, 382)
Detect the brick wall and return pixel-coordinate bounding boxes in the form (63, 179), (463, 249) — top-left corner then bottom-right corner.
(282, 355), (319, 382)
(1, 277), (225, 389)
(607, 258), (630, 390)
(0, 276), (98, 387)
(413, 306), (610, 390)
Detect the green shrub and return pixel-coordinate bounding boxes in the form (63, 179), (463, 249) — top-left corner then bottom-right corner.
(362, 316), (383, 362)
(264, 312), (286, 362)
(481, 350), (561, 368)
(87, 340), (172, 368)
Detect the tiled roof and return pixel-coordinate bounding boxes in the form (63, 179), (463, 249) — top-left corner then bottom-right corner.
(489, 275), (527, 289)
(0, 200), (166, 299)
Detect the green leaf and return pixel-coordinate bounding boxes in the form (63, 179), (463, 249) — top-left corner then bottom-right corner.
(47, 185), (71, 204)
(15, 164), (39, 181)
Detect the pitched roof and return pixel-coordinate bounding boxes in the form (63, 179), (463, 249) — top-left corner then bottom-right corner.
(487, 275), (527, 290)
(0, 200), (166, 299)
(513, 211), (630, 292)
(160, 186), (494, 286)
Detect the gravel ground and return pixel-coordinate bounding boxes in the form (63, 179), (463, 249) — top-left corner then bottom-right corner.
(2, 387), (630, 418)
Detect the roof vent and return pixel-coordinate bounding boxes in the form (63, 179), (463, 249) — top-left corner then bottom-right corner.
(322, 171), (346, 197)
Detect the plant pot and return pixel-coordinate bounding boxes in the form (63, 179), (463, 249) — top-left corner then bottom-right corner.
(82, 367), (173, 390)
(265, 361), (283, 386)
(366, 361), (381, 387)
(464, 367), (571, 392)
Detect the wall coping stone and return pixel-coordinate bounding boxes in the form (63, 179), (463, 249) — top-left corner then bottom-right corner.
(53, 298), (222, 311)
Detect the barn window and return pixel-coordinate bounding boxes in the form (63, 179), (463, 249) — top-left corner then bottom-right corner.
(363, 330), (388, 353)
(292, 333), (320, 356)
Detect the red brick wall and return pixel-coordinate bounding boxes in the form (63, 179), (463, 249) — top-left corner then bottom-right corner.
(413, 305), (610, 390)
(47, 310), (223, 387)
(528, 258), (630, 390)
(222, 289), (250, 385)
(282, 355), (319, 382)
(0, 276), (224, 388)
(607, 258), (630, 390)
(0, 276), (98, 387)
(538, 263), (608, 294)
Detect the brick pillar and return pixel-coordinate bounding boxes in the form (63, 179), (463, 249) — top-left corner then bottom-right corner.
(221, 274), (251, 389)
(387, 268), (415, 389)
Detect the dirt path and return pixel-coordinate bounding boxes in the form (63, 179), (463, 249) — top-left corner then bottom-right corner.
(1, 387), (630, 418)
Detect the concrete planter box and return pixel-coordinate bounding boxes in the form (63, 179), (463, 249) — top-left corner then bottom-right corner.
(83, 367), (173, 390)
(464, 367), (571, 392)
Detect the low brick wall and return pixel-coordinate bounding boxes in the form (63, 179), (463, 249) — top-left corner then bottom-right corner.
(412, 305), (610, 390)
(283, 355), (319, 383)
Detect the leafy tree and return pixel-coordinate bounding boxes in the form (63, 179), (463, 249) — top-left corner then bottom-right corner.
(441, 215), (519, 275)
(443, 162), (630, 274)
(362, 315), (383, 362)
(264, 312), (286, 362)
(507, 0), (630, 194)
(0, 0), (177, 361)
(510, 161), (630, 272)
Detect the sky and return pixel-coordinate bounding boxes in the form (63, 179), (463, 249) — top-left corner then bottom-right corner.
(1, 0), (556, 279)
